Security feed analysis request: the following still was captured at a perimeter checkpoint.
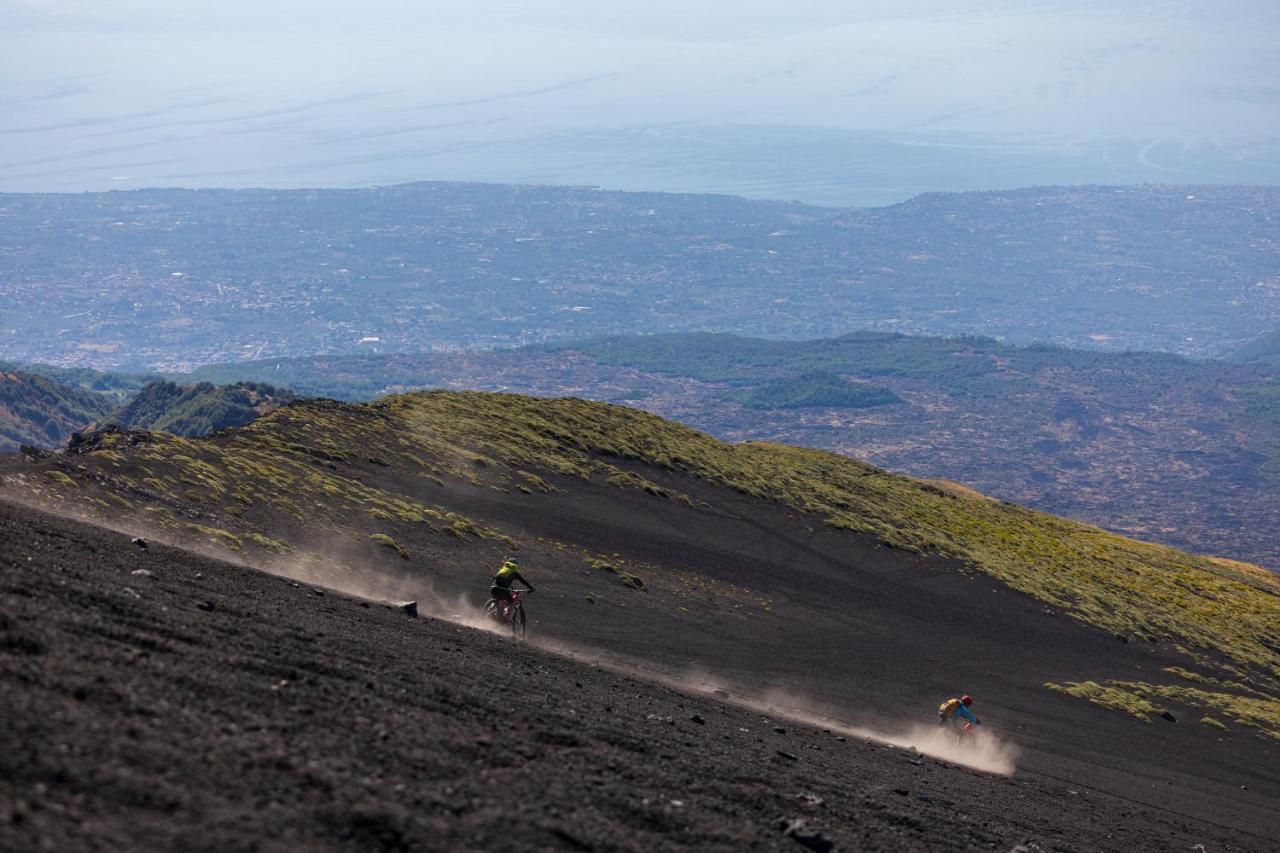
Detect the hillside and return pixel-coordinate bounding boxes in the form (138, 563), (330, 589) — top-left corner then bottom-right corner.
(5, 501), (1273, 851)
(175, 332), (1280, 569)
(4, 389), (1277, 721)
(1, 183), (1277, 371)
(106, 380), (296, 437)
(0, 369), (114, 452)
(2, 390), (1278, 848)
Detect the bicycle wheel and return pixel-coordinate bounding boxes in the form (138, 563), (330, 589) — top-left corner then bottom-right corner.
(511, 604), (526, 637)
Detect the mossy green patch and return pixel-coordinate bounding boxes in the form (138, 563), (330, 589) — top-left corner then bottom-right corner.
(45, 470), (77, 488)
(1047, 679), (1280, 739)
(1045, 681), (1164, 722)
(247, 532), (290, 554)
(618, 571), (645, 590)
(369, 533), (409, 559)
(185, 524), (242, 551)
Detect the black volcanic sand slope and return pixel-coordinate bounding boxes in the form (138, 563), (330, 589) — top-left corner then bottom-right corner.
(1, 392), (1277, 845)
(0, 501), (1271, 852)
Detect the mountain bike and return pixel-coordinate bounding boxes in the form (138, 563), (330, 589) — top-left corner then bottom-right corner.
(484, 589), (530, 637)
(949, 720), (978, 748)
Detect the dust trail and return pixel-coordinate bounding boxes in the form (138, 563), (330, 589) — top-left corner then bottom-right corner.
(14, 497), (1018, 774)
(256, 545), (1024, 776)
(8, 494), (512, 637)
(256, 542), (507, 635)
(512, 639), (1020, 775)
(680, 677), (1021, 775)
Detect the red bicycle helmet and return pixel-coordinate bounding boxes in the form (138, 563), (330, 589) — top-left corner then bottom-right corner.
(961, 695), (973, 706)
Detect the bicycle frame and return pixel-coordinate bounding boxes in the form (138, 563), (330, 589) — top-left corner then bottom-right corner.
(486, 588), (530, 636)
(493, 590), (525, 618)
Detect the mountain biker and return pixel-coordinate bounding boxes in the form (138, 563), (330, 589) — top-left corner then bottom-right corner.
(490, 556), (534, 618)
(938, 694), (981, 731)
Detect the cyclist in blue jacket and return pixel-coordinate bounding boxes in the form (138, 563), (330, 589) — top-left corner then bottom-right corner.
(938, 694), (981, 729)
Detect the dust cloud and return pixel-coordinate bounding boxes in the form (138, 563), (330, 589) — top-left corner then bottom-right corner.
(258, 543), (507, 635)
(495, 643), (1021, 775)
(244, 542), (1023, 775)
(679, 678), (1021, 775)
(19, 499), (1019, 776)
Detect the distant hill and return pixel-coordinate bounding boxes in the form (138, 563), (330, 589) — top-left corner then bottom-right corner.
(566, 331), (1044, 392)
(0, 369), (114, 452)
(180, 354), (439, 401)
(0, 361), (154, 404)
(105, 381), (296, 437)
(1228, 331), (1280, 365)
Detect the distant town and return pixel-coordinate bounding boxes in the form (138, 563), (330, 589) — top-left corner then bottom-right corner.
(1, 182), (1276, 372)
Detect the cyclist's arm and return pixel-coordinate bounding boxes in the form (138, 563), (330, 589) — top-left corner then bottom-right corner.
(511, 571), (535, 591)
(958, 705), (978, 724)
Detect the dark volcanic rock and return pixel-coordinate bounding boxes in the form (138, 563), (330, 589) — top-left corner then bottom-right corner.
(778, 817), (835, 852)
(65, 424), (152, 454)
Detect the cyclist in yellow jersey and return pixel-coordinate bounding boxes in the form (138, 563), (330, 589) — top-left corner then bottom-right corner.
(490, 557), (534, 618)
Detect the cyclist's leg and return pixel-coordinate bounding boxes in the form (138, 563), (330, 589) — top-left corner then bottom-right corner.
(490, 586), (512, 618)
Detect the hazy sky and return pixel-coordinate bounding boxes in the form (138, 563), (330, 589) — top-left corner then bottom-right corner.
(3, 1), (1278, 202)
